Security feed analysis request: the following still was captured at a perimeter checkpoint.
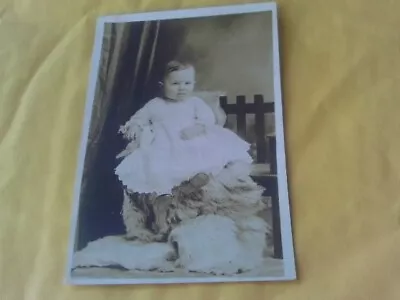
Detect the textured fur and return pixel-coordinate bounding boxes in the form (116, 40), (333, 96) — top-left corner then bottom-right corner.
(72, 162), (272, 274)
(122, 161), (269, 242)
(72, 215), (269, 275)
(72, 236), (175, 271)
(169, 214), (268, 275)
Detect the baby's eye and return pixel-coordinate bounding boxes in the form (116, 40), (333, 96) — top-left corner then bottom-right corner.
(185, 82), (191, 85)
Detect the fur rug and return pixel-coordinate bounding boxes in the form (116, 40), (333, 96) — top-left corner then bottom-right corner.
(122, 161), (269, 241)
(72, 162), (272, 275)
(72, 215), (269, 275)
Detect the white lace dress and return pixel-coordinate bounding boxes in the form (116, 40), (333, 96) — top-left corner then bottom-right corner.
(115, 96), (252, 195)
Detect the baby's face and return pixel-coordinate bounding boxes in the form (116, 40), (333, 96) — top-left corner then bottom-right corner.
(163, 67), (195, 101)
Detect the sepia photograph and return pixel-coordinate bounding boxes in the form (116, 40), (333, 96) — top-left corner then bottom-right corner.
(65, 2), (296, 285)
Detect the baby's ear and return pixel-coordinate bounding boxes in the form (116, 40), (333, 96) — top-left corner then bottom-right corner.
(158, 81), (164, 87)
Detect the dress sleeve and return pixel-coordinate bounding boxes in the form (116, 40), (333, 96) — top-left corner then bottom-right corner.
(193, 97), (217, 126)
(119, 100), (154, 140)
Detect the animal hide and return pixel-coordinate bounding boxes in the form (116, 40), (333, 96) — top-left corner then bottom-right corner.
(169, 214), (269, 275)
(122, 161), (270, 243)
(72, 214), (269, 275)
(72, 162), (272, 275)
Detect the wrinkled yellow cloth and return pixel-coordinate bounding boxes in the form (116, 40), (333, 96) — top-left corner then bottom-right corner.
(1, 0), (400, 299)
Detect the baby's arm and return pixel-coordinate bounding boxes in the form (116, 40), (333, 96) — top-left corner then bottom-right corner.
(193, 97), (217, 126)
(119, 100), (154, 140)
(180, 97), (218, 140)
(180, 124), (206, 140)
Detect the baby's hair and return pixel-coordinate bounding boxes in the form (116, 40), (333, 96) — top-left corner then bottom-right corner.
(163, 60), (194, 79)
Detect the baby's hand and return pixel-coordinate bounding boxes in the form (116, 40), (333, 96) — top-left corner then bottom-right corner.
(180, 124), (205, 140)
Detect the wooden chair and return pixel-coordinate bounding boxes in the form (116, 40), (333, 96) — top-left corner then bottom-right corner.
(219, 94), (283, 259)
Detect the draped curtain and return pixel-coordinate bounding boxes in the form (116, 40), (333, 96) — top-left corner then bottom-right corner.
(82, 23), (130, 188)
(83, 21), (160, 187)
(75, 20), (161, 250)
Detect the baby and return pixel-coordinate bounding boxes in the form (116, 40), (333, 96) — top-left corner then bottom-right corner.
(115, 60), (253, 196)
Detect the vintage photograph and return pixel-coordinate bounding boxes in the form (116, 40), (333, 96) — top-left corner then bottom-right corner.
(66, 2), (296, 285)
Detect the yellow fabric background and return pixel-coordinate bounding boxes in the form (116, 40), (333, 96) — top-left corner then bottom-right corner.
(1, 0), (399, 299)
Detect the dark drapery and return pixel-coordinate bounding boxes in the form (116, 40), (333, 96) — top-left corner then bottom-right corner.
(75, 21), (162, 250)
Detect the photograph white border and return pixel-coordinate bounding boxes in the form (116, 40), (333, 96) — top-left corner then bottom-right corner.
(65, 1), (296, 285)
